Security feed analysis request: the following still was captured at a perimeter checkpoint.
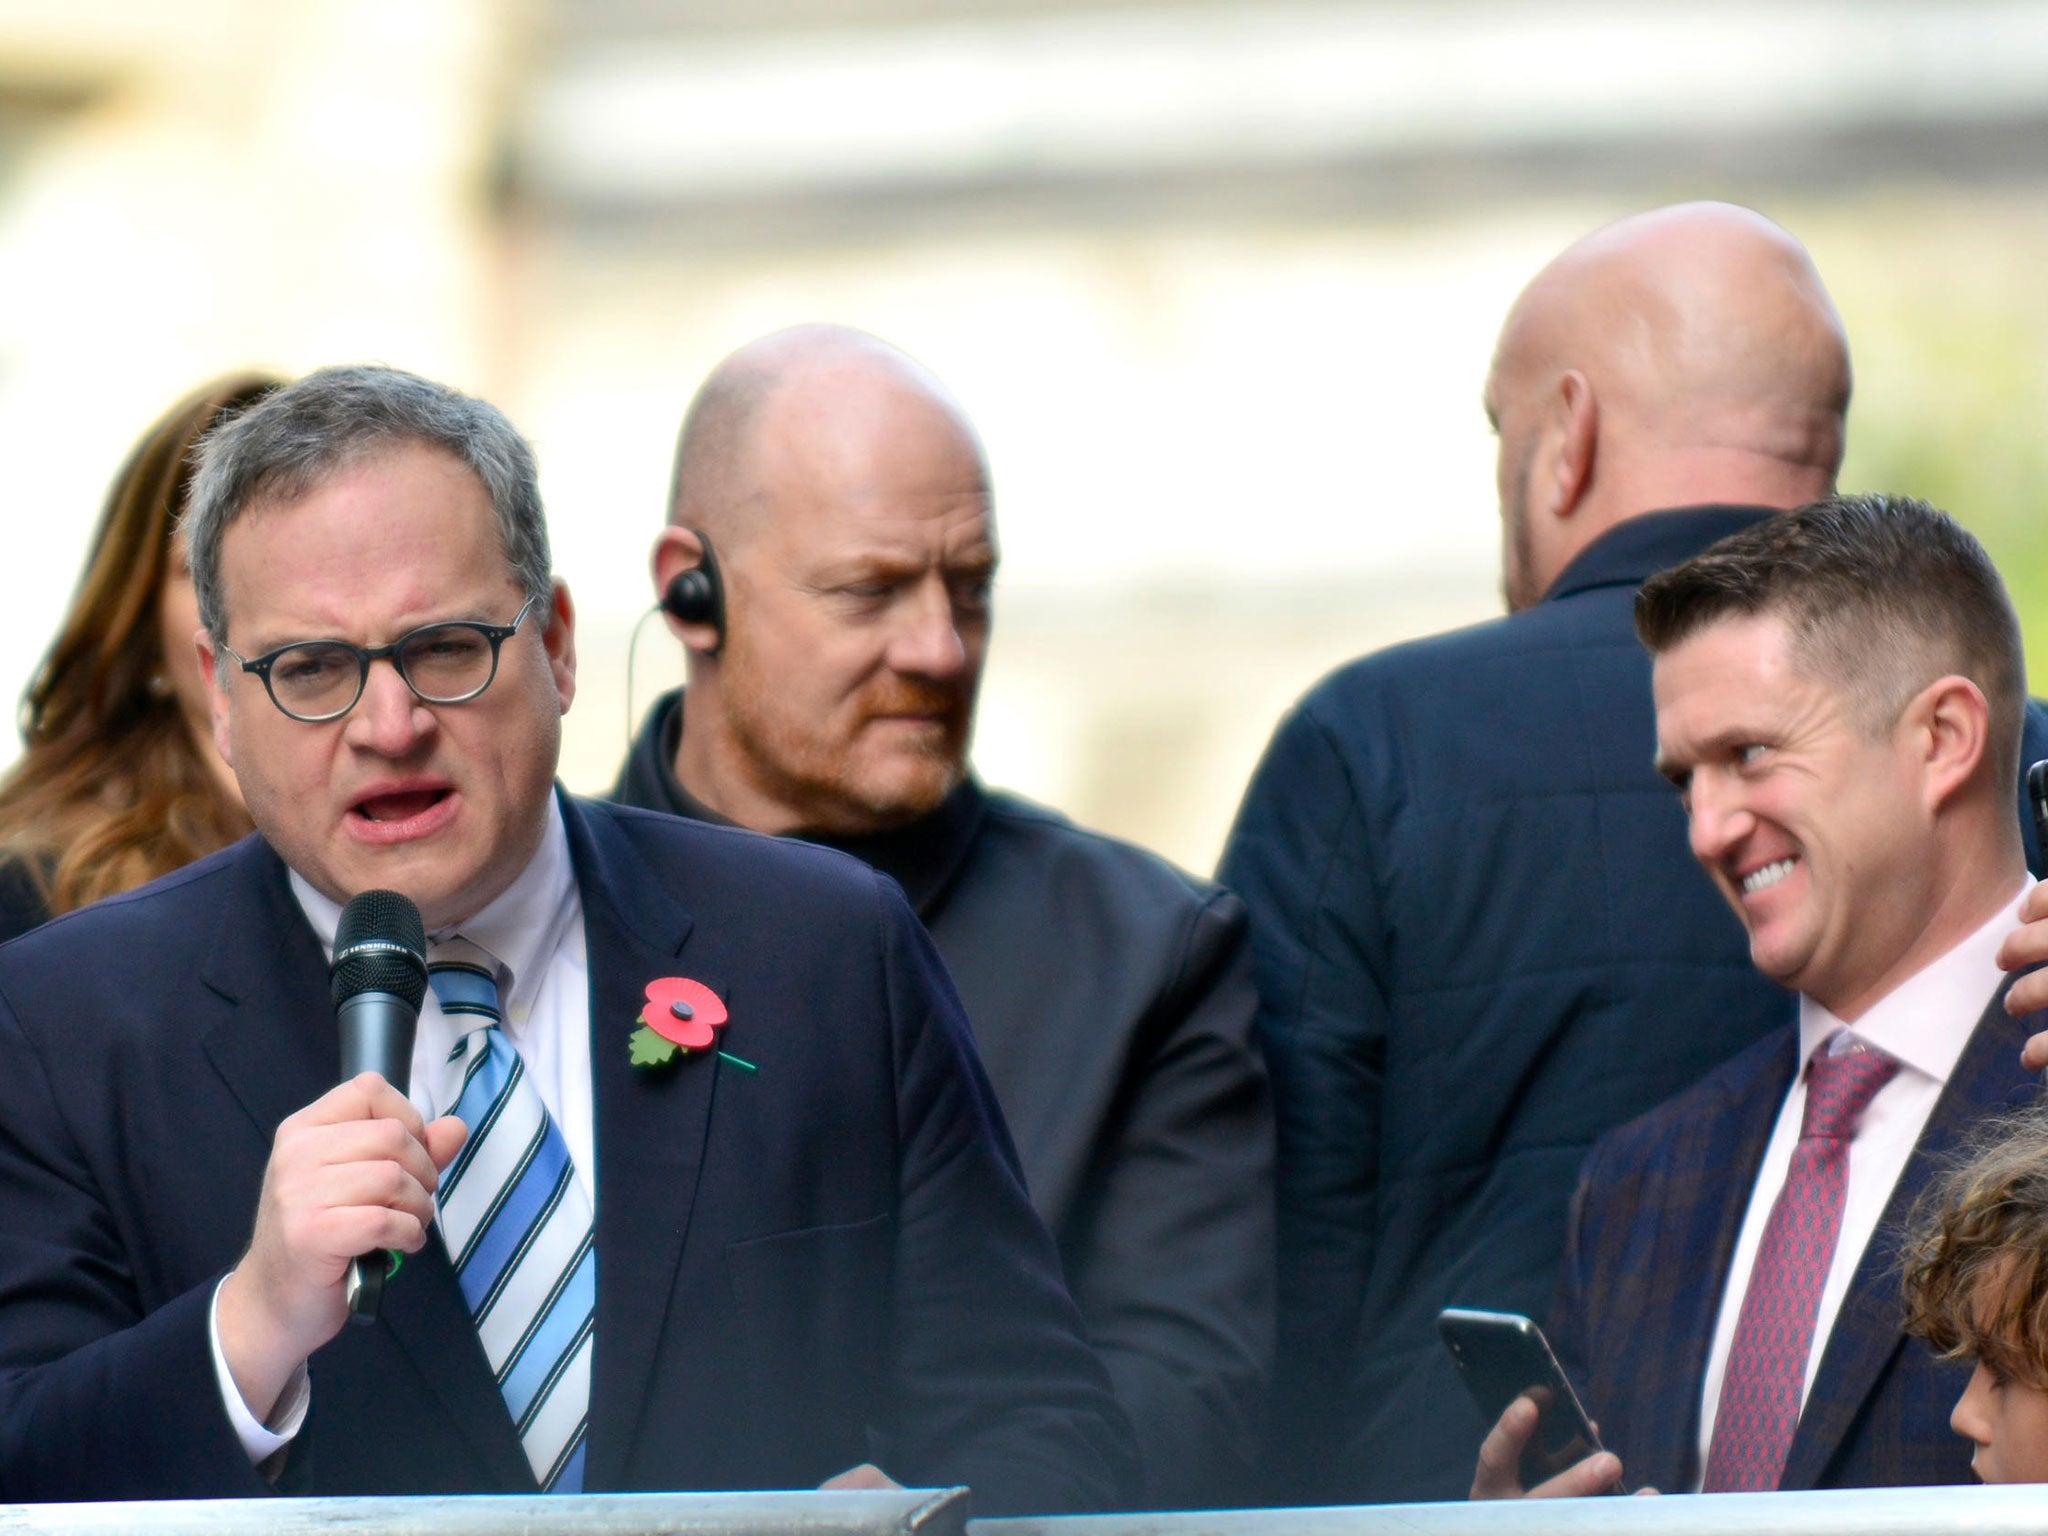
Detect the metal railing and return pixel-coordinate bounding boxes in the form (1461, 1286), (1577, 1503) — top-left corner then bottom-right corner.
(0, 1489), (966, 1536)
(988, 1486), (2047, 1536)
(5, 1485), (2046, 1536)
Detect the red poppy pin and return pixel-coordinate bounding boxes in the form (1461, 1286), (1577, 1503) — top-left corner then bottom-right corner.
(630, 977), (755, 1072)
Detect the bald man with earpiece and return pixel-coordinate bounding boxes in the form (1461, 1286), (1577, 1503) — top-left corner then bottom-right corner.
(615, 325), (1273, 1511)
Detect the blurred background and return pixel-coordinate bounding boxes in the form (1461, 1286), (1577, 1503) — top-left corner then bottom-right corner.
(1, 0), (2045, 875)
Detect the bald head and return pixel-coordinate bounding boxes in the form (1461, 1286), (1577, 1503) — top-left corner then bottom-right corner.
(668, 324), (986, 548)
(655, 325), (997, 837)
(1486, 202), (1852, 609)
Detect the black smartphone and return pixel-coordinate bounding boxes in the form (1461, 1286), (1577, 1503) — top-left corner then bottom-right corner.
(1437, 1306), (1625, 1493)
(2029, 759), (2048, 866)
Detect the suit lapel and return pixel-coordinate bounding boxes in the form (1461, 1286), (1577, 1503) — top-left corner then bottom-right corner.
(1782, 986), (2038, 1488)
(1646, 1036), (1795, 1493)
(372, 1226), (536, 1485)
(564, 798), (719, 1489)
(197, 845), (341, 1140)
(196, 841), (532, 1488)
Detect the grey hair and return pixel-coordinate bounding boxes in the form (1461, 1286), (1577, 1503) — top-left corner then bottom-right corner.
(184, 364), (551, 637)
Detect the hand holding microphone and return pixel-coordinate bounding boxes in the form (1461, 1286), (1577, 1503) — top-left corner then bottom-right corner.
(215, 889), (465, 1419)
(331, 890), (430, 1321)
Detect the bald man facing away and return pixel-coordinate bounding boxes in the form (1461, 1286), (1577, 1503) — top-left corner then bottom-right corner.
(1218, 203), (1854, 1504)
(612, 326), (1273, 1509)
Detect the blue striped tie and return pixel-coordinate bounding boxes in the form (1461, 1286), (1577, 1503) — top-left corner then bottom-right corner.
(430, 939), (594, 1493)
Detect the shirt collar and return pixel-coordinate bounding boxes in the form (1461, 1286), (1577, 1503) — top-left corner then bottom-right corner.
(1796, 876), (2033, 1084)
(1541, 505), (1778, 604)
(289, 794), (579, 1027)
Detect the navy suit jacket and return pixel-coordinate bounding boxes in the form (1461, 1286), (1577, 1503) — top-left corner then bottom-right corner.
(1552, 988), (2043, 1493)
(0, 795), (1135, 1512)
(1221, 497), (2048, 1504)
(1220, 507), (1801, 1502)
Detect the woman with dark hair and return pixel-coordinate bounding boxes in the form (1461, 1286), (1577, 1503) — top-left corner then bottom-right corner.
(0, 372), (282, 939)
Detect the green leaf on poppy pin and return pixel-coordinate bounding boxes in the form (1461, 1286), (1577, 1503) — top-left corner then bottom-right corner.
(629, 1024), (681, 1068)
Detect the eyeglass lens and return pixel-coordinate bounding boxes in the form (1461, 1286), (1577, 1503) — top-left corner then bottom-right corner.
(270, 625), (497, 717)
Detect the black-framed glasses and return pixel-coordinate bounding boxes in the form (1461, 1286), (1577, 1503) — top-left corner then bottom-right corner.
(218, 594), (542, 723)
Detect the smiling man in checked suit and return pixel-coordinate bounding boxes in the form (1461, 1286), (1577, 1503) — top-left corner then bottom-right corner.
(0, 365), (1135, 1511)
(1473, 494), (2043, 1498)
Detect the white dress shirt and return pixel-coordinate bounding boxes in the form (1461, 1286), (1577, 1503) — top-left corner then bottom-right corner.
(212, 798), (592, 1461)
(1691, 877), (2032, 1488)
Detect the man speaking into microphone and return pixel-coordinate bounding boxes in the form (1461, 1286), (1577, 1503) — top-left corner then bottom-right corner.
(0, 365), (1134, 1511)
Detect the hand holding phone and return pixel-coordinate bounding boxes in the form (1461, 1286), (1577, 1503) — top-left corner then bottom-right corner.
(2027, 759), (2048, 871)
(1439, 1307), (1629, 1497)
(2009, 760), (2048, 1056)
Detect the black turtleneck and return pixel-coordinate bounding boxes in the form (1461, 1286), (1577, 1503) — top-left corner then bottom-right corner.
(609, 689), (986, 917)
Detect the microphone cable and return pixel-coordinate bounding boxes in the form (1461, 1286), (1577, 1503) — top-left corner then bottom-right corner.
(622, 601), (673, 755)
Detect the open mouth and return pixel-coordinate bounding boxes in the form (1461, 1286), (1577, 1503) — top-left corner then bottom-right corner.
(345, 785), (460, 844)
(356, 789), (451, 823)
(1740, 857), (1797, 896)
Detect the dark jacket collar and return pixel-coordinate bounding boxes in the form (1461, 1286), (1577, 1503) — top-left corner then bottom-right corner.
(1542, 505), (1779, 604)
(610, 688), (985, 917)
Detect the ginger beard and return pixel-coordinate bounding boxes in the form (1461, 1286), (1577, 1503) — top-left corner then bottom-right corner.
(714, 615), (973, 836)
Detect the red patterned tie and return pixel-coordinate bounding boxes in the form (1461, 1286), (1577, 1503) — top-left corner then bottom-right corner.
(1701, 1040), (1900, 1492)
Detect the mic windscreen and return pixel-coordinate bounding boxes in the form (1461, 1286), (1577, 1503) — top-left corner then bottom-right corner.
(331, 889), (428, 1011)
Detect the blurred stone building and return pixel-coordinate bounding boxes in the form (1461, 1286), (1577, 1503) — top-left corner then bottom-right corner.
(4, 0), (2047, 871)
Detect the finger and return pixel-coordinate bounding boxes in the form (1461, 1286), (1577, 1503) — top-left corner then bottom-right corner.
(284, 1076), (430, 1142)
(2010, 958), (2048, 1016)
(1470, 1395), (1538, 1500)
(424, 1115), (469, 1170)
(278, 1116), (445, 1195)
(306, 1157), (443, 1226)
(270, 1159), (441, 1244)
(2009, 969), (2048, 1019)
(266, 1179), (435, 1270)
(819, 1463), (901, 1491)
(266, 1154), (444, 1245)
(1529, 1451), (1623, 1499)
(2024, 1030), (2048, 1072)
(2023, 882), (2048, 924)
(294, 1202), (436, 1261)
(1996, 915), (2048, 977)
(345, 1072), (431, 1140)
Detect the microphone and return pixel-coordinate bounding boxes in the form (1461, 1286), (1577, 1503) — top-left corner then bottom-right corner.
(330, 889), (428, 1323)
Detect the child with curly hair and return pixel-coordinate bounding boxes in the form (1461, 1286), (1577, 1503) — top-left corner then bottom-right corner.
(1902, 1107), (2048, 1483)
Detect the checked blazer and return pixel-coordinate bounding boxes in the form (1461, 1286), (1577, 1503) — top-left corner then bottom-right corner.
(1550, 983), (2043, 1494)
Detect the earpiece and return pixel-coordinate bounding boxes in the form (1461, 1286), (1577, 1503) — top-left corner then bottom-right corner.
(660, 530), (725, 653)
